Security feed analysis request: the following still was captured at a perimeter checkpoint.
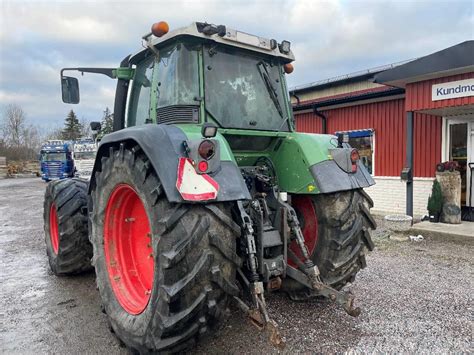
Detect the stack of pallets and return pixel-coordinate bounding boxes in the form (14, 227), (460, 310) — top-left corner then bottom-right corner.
(0, 157), (7, 178)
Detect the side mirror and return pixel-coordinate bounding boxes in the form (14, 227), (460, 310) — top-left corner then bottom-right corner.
(90, 121), (102, 131)
(61, 76), (80, 104)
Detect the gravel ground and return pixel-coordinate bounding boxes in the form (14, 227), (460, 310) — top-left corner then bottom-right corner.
(1, 178), (472, 353)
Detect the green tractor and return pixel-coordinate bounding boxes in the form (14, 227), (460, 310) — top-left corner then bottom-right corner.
(44, 21), (376, 352)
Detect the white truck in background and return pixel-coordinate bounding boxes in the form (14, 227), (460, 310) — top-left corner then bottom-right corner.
(72, 138), (97, 180)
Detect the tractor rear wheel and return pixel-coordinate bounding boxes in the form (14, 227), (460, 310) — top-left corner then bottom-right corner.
(285, 189), (376, 299)
(90, 144), (240, 353)
(43, 178), (92, 275)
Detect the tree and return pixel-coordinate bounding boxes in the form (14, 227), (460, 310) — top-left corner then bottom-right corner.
(99, 107), (114, 136)
(22, 124), (42, 159)
(79, 117), (91, 138)
(45, 127), (64, 141)
(62, 110), (81, 141)
(0, 104), (42, 160)
(427, 179), (443, 216)
(1, 104), (27, 147)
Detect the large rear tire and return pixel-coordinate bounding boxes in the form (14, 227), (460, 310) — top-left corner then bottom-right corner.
(90, 144), (240, 353)
(285, 189), (376, 299)
(43, 178), (93, 275)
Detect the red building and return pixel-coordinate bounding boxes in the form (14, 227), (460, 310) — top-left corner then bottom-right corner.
(291, 41), (473, 218)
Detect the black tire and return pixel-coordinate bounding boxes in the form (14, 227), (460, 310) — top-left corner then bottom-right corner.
(43, 178), (93, 275)
(90, 144), (240, 353)
(285, 189), (376, 299)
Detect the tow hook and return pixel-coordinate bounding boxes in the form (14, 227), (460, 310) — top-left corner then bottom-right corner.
(233, 282), (285, 349)
(286, 265), (361, 317)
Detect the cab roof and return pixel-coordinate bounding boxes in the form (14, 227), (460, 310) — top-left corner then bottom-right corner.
(130, 22), (295, 64)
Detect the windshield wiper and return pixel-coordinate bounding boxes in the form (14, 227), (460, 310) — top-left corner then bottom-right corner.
(257, 62), (283, 118)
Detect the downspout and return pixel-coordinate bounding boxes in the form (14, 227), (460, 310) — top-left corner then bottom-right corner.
(290, 92), (301, 131)
(291, 91), (328, 134)
(313, 106), (327, 134)
(290, 92), (301, 105)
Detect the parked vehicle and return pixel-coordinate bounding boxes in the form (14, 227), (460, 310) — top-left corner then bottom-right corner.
(39, 140), (74, 181)
(72, 138), (97, 180)
(44, 21), (376, 352)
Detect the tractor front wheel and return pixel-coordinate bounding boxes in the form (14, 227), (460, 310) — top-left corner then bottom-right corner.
(90, 144), (240, 353)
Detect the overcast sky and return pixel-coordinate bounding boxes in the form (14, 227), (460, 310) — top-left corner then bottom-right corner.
(0, 0), (472, 131)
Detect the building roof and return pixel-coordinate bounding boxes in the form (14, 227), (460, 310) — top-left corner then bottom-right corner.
(292, 86), (404, 111)
(290, 59), (413, 94)
(374, 40), (474, 88)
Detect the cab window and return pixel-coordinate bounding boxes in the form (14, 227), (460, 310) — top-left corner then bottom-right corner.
(127, 56), (154, 127)
(155, 43), (199, 108)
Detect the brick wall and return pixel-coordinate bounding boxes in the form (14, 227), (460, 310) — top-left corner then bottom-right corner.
(365, 176), (434, 217)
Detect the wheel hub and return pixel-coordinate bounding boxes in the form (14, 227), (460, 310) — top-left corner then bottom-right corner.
(289, 196), (318, 267)
(104, 184), (154, 315)
(49, 203), (59, 254)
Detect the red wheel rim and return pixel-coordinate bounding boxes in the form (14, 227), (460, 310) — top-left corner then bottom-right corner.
(49, 203), (59, 254)
(289, 196), (319, 268)
(104, 184), (154, 315)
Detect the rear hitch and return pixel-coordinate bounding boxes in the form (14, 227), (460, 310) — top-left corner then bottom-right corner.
(283, 202), (361, 317)
(233, 287), (285, 349)
(234, 201), (285, 349)
(286, 265), (361, 317)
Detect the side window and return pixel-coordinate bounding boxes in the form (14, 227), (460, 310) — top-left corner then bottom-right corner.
(156, 43), (199, 108)
(127, 56), (155, 127)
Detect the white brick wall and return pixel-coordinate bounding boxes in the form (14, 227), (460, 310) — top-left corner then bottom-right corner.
(365, 176), (434, 217)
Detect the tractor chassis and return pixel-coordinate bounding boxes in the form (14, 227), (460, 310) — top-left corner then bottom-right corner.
(233, 191), (362, 348)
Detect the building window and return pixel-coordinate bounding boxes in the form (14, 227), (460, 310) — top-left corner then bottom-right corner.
(336, 129), (375, 175)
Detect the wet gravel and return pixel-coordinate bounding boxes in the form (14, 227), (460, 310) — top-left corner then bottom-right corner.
(1, 178), (472, 353)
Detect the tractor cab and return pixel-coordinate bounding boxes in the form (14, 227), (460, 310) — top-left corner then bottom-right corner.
(61, 22), (295, 132)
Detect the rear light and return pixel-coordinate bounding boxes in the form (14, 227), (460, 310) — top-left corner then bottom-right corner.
(198, 161), (208, 172)
(198, 140), (215, 160)
(351, 149), (359, 173)
(350, 149), (360, 162)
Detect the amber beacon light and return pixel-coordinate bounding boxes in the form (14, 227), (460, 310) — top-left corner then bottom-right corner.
(284, 63), (294, 74)
(151, 21), (169, 37)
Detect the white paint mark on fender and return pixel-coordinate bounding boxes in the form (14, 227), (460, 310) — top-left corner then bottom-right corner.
(176, 157), (219, 201)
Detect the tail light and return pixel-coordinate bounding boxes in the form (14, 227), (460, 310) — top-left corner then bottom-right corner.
(350, 149), (359, 173)
(198, 140), (215, 160)
(198, 160), (208, 172)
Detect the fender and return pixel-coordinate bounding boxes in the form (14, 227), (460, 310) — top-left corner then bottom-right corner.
(90, 124), (251, 203)
(310, 160), (375, 194)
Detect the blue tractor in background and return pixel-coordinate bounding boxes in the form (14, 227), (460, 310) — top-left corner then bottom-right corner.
(39, 140), (74, 181)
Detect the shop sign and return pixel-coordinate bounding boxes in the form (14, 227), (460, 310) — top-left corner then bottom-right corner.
(432, 78), (474, 101)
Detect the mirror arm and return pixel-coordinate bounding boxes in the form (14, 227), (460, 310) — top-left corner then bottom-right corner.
(60, 67), (135, 81)
(61, 68), (116, 79)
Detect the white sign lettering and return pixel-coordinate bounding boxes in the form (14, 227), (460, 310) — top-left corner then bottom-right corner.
(432, 78), (474, 101)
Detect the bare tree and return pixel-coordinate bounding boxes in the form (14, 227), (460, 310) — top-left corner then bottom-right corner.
(0, 104), (44, 160)
(44, 127), (64, 141)
(1, 104), (27, 147)
(79, 117), (91, 138)
(22, 125), (42, 159)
